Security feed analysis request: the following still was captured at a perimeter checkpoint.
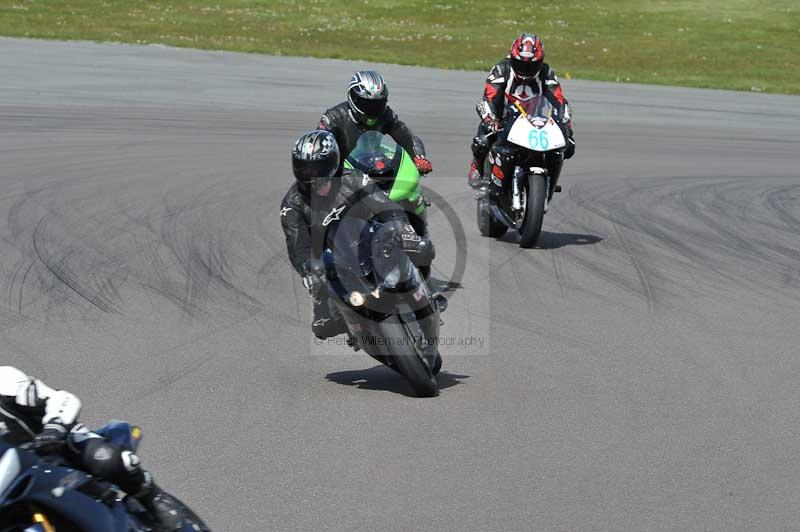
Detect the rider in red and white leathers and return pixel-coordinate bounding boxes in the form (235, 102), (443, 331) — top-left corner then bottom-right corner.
(467, 33), (575, 196)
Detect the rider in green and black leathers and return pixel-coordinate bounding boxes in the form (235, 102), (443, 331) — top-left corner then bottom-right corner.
(281, 130), (432, 340)
(317, 70), (433, 177)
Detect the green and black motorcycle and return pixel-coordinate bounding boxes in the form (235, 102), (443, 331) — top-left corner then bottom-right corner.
(343, 132), (429, 251)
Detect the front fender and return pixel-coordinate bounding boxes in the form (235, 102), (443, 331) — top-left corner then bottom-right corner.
(342, 302), (439, 361)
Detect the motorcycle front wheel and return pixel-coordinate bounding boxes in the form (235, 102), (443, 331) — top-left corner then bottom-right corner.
(393, 320), (439, 397)
(518, 174), (547, 248)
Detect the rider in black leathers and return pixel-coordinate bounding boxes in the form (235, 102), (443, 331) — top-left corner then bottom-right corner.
(317, 70), (432, 177)
(468, 33), (575, 199)
(281, 130), (429, 339)
(0, 365), (184, 531)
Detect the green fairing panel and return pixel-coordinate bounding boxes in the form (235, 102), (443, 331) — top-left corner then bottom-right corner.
(388, 149), (421, 204)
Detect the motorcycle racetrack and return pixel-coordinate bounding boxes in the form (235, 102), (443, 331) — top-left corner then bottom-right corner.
(1, 38), (799, 531)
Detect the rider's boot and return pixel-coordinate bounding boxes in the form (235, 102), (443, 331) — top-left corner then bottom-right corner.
(346, 334), (361, 352)
(467, 161), (484, 189)
(135, 474), (184, 531)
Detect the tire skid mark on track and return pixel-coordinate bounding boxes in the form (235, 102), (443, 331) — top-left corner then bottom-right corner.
(551, 251), (566, 298)
(31, 214), (121, 314)
(611, 221), (655, 313)
(0, 172), (274, 322)
(6, 259), (31, 314)
(156, 184), (264, 317)
(567, 176), (800, 311)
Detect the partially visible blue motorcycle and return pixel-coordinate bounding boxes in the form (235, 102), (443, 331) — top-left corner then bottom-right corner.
(0, 421), (210, 532)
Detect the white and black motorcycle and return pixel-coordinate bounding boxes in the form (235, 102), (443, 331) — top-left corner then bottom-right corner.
(476, 96), (568, 248)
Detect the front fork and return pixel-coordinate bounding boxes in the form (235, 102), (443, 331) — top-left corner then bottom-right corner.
(512, 166), (550, 213)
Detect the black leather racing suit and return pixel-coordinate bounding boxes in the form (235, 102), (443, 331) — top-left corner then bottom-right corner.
(280, 172), (420, 339)
(318, 102), (425, 176)
(472, 58), (574, 196)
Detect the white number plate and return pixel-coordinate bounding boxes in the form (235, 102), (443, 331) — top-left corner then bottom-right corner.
(507, 116), (566, 152)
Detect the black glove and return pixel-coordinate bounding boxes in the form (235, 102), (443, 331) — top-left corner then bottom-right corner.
(398, 223), (421, 251)
(564, 137), (576, 159)
(33, 423), (68, 453)
(300, 260), (325, 302)
(381, 222), (422, 257)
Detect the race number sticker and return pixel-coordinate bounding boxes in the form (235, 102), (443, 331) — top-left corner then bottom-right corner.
(528, 129), (549, 150)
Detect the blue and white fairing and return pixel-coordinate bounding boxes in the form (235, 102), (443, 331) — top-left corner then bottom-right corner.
(0, 425), (147, 532)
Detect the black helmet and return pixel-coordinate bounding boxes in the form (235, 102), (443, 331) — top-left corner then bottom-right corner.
(291, 130), (340, 191)
(510, 33), (544, 80)
(347, 71), (388, 127)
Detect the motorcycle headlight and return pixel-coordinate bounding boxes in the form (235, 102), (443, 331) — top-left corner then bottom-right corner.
(348, 291), (366, 307)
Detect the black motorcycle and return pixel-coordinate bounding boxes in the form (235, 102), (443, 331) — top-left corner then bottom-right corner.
(0, 421), (210, 532)
(476, 96), (569, 248)
(311, 211), (446, 397)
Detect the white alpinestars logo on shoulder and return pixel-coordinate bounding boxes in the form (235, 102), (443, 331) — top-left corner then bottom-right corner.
(322, 205), (346, 226)
(280, 206), (292, 217)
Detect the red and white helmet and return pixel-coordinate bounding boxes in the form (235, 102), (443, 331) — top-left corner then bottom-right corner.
(510, 33), (544, 80)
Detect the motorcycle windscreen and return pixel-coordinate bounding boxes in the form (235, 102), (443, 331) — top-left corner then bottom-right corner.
(507, 96), (566, 152)
(344, 131), (401, 177)
(326, 218), (374, 279)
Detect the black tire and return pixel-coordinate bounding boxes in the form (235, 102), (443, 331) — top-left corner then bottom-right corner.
(519, 174), (547, 248)
(160, 492), (212, 532)
(477, 198), (507, 238)
(394, 352), (438, 397)
(432, 352), (442, 375)
(394, 322), (439, 397)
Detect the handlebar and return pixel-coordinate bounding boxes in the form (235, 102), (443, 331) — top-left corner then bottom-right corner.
(17, 440), (64, 453)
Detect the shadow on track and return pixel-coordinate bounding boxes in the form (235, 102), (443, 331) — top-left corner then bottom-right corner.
(498, 230), (603, 249)
(428, 276), (463, 294)
(326, 365), (469, 397)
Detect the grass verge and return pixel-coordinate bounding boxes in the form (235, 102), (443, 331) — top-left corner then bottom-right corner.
(0, 0), (798, 94)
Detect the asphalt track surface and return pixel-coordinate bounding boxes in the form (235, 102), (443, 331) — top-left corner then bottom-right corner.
(1, 38), (800, 531)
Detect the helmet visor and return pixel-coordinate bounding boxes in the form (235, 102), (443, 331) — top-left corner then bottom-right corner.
(351, 93), (387, 120)
(293, 158), (337, 188)
(512, 58), (542, 79)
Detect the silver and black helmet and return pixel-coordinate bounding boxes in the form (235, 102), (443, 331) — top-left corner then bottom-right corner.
(291, 130), (340, 190)
(347, 71), (388, 126)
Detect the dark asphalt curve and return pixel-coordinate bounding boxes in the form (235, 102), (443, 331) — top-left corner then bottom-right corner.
(1, 38), (800, 531)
